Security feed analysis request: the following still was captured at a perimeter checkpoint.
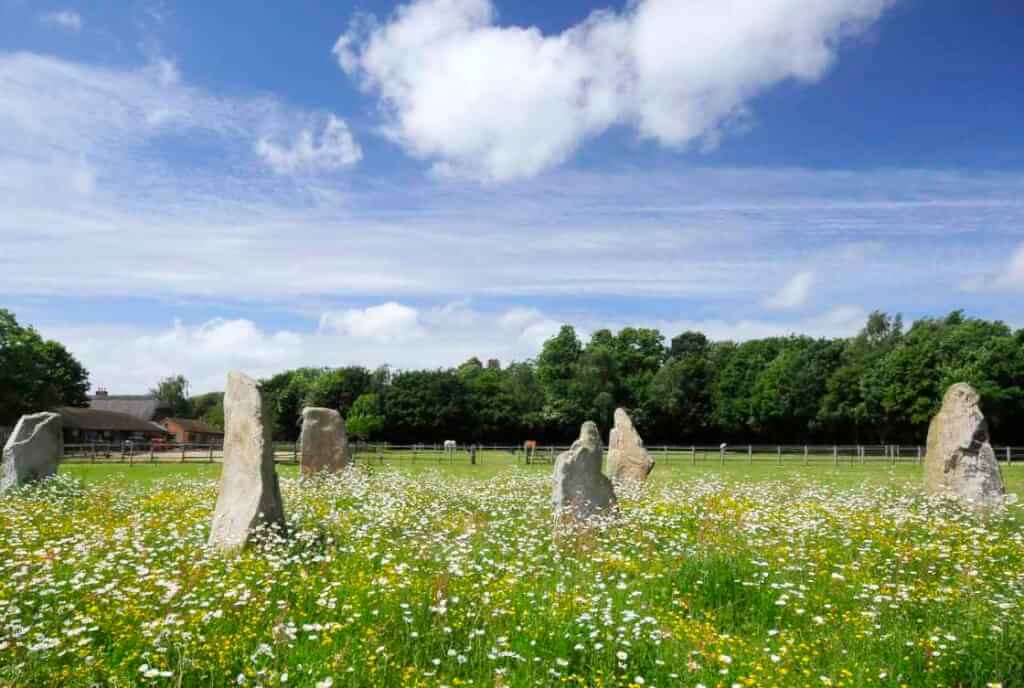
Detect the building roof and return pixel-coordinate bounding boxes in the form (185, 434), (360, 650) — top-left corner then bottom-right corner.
(57, 407), (170, 434)
(163, 417), (224, 435)
(88, 394), (171, 421)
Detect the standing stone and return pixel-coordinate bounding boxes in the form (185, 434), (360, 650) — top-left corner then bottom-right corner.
(924, 383), (1005, 508)
(299, 407), (351, 475)
(552, 421), (617, 520)
(209, 372), (286, 550)
(1, 412), (63, 494)
(606, 408), (655, 484)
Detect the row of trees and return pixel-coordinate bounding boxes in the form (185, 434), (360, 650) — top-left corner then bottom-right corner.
(179, 310), (1024, 445)
(4, 307), (1023, 445)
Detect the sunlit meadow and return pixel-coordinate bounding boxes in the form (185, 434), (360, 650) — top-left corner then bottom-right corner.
(1, 464), (1023, 687)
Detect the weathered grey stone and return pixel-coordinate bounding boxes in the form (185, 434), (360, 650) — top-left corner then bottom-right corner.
(606, 408), (654, 484)
(299, 407), (351, 476)
(552, 421), (616, 520)
(924, 383), (1005, 508)
(209, 371), (286, 550)
(1, 412), (62, 494)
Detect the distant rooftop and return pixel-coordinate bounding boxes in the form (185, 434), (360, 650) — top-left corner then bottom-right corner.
(88, 390), (171, 421)
(58, 407), (169, 434)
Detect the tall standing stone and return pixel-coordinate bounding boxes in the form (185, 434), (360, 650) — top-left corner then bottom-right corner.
(209, 372), (286, 550)
(1, 412), (62, 494)
(924, 383), (1005, 508)
(552, 421), (617, 520)
(299, 407), (351, 476)
(606, 408), (654, 484)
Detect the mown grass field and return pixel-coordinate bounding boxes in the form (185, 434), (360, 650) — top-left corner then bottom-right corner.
(2, 461), (1023, 687)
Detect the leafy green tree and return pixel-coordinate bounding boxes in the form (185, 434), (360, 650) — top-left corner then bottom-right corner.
(304, 366), (371, 417)
(190, 392), (225, 430)
(536, 325), (583, 433)
(861, 311), (1024, 442)
(819, 311), (904, 441)
(748, 337), (843, 441)
(644, 340), (716, 441)
(150, 375), (193, 418)
(382, 369), (470, 442)
(669, 331), (710, 359)
(346, 392), (385, 441)
(261, 367), (323, 440)
(0, 309), (90, 425)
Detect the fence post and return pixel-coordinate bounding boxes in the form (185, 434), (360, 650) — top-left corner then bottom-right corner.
(719, 446), (725, 465)
(777, 446), (782, 466)
(129, 447), (133, 466)
(181, 443), (186, 463)
(91, 443), (96, 465)
(691, 446), (696, 465)
(209, 444), (214, 463)
(803, 445), (808, 466)
(748, 445), (753, 464)
(917, 446), (922, 464)
(833, 445), (837, 466)
(470, 446), (477, 466)
(1006, 447), (1012, 465)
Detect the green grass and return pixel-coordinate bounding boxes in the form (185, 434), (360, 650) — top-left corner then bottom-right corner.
(2, 461), (1023, 687)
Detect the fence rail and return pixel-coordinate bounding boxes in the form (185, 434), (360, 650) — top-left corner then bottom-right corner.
(58, 441), (1024, 467)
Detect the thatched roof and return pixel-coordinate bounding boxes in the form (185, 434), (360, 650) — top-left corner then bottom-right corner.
(88, 394), (171, 421)
(57, 407), (170, 434)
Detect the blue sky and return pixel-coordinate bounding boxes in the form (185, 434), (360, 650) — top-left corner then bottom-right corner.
(2, 0), (1023, 392)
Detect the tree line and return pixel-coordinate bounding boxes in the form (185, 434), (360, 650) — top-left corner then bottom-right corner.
(4, 308), (1023, 445)
(187, 310), (1024, 445)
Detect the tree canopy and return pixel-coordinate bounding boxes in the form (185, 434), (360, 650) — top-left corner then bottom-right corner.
(0, 309), (89, 426)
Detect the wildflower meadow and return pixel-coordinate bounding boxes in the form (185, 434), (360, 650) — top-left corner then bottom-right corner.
(1, 464), (1022, 687)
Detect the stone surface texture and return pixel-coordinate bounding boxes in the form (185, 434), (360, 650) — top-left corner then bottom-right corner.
(924, 383), (1005, 507)
(209, 372), (286, 550)
(1, 412), (62, 494)
(552, 421), (617, 520)
(299, 407), (351, 475)
(606, 408), (654, 484)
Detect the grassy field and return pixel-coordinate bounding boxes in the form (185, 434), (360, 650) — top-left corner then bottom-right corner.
(2, 461), (1022, 687)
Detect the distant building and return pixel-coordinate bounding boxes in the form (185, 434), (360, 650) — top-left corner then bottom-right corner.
(161, 417), (224, 445)
(56, 406), (170, 444)
(88, 388), (173, 422)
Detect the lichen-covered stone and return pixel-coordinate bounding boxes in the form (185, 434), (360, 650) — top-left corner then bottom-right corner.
(209, 372), (286, 550)
(1, 412), (62, 494)
(606, 408), (654, 484)
(552, 421), (616, 520)
(924, 383), (1005, 508)
(299, 407), (351, 475)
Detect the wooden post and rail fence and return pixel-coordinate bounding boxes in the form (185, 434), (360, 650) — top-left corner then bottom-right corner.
(56, 441), (1023, 468)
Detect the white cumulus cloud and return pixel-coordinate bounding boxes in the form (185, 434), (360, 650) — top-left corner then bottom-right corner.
(335, 0), (893, 181)
(764, 270), (817, 310)
(256, 114), (362, 174)
(319, 302), (426, 342)
(993, 243), (1024, 290)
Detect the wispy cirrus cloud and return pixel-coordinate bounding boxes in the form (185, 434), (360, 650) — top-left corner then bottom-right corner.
(40, 10), (82, 32)
(256, 114), (362, 175)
